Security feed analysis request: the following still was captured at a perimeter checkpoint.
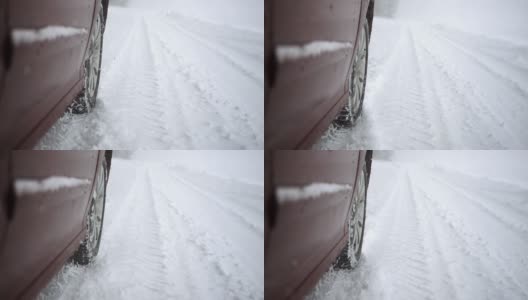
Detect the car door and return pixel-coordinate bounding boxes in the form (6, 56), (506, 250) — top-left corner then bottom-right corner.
(266, 150), (360, 299)
(0, 151), (8, 250)
(0, 1), (5, 95)
(266, 0), (363, 149)
(0, 0), (96, 149)
(0, 151), (98, 299)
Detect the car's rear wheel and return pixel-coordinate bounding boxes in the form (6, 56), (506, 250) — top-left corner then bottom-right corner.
(69, 5), (105, 114)
(334, 159), (368, 269)
(72, 157), (107, 265)
(333, 20), (370, 128)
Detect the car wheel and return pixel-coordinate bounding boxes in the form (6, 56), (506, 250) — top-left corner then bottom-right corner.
(69, 5), (105, 114)
(333, 20), (370, 128)
(72, 157), (107, 265)
(334, 160), (368, 269)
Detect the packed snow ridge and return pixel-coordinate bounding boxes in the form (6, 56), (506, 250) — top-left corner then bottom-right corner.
(12, 26), (87, 45)
(276, 183), (352, 203)
(15, 176), (90, 197)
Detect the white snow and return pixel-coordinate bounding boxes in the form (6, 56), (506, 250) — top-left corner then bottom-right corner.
(315, 0), (528, 149)
(15, 176), (90, 197)
(38, 151), (263, 300)
(276, 183), (352, 203)
(306, 151), (528, 300)
(12, 26), (87, 45)
(36, 0), (263, 150)
(276, 41), (353, 63)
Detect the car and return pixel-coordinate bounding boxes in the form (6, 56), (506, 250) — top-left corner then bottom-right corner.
(0, 150), (112, 299)
(0, 0), (110, 149)
(265, 150), (372, 299)
(265, 0), (375, 149)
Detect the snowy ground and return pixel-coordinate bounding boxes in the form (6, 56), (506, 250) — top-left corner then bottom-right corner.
(36, 0), (263, 150)
(38, 152), (264, 299)
(307, 151), (528, 300)
(315, 0), (528, 149)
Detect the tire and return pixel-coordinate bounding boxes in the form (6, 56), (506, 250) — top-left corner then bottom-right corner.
(72, 156), (108, 265)
(333, 20), (370, 128)
(334, 157), (369, 269)
(69, 4), (105, 114)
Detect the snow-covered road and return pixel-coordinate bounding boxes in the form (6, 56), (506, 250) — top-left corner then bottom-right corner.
(37, 3), (263, 150)
(307, 154), (528, 300)
(38, 157), (264, 299)
(316, 13), (528, 149)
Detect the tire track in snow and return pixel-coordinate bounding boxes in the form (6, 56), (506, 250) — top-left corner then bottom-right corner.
(410, 28), (453, 148)
(169, 14), (263, 63)
(148, 168), (261, 299)
(168, 172), (263, 237)
(374, 29), (434, 149)
(431, 28), (528, 99)
(145, 170), (197, 299)
(413, 170), (528, 299)
(155, 190), (253, 300)
(163, 17), (263, 87)
(424, 30), (528, 146)
(362, 169), (435, 300)
(390, 173), (434, 300)
(136, 19), (175, 147)
(132, 171), (173, 298)
(142, 18), (196, 148)
(147, 19), (259, 148)
(171, 168), (264, 217)
(429, 27), (528, 73)
(148, 28), (243, 148)
(411, 28), (510, 148)
(426, 171), (528, 241)
(409, 180), (458, 300)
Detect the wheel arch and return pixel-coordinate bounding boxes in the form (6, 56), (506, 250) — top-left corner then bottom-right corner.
(104, 150), (112, 176)
(367, 0), (375, 39)
(101, 0), (109, 25)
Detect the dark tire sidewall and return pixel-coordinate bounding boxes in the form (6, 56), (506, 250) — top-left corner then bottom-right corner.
(87, 7), (105, 108)
(72, 157), (107, 265)
(352, 21), (370, 123)
(353, 163), (368, 262)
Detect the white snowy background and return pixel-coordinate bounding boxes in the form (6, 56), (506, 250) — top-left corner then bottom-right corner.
(36, 0), (263, 150)
(315, 0), (528, 149)
(38, 150), (264, 300)
(307, 150), (528, 300)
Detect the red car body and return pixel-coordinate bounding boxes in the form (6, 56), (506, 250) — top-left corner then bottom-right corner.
(265, 150), (372, 299)
(265, 0), (375, 149)
(0, 0), (109, 150)
(0, 150), (111, 299)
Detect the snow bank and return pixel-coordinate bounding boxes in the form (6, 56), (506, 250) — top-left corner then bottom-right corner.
(276, 183), (352, 203)
(276, 41), (353, 63)
(15, 176), (90, 197)
(12, 26), (87, 45)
